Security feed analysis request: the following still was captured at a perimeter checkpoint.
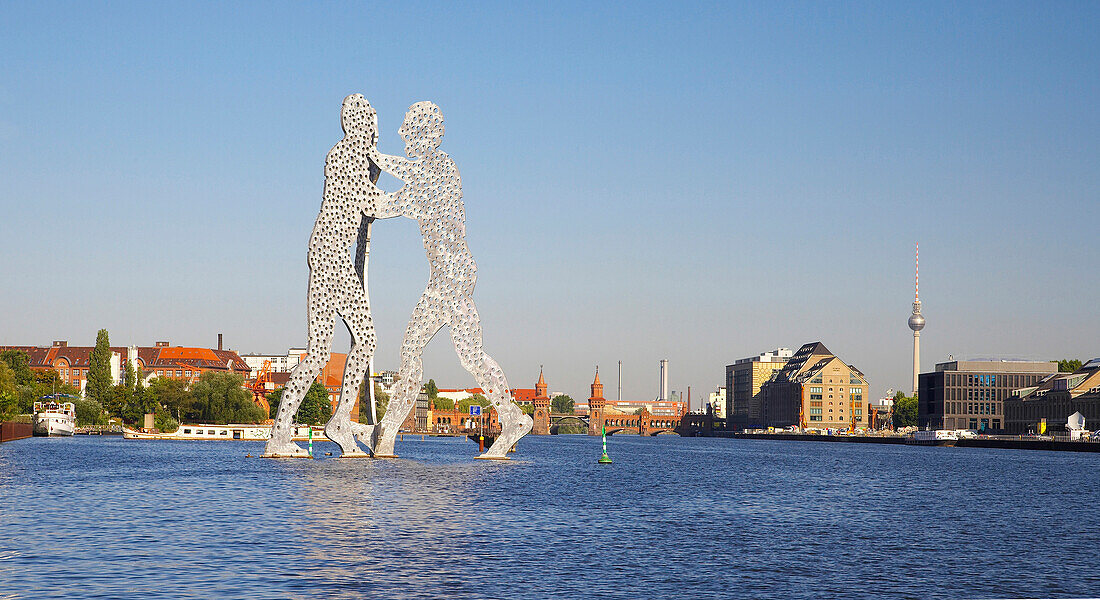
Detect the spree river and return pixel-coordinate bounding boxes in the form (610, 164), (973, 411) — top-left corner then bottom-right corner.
(2, 434), (1098, 599)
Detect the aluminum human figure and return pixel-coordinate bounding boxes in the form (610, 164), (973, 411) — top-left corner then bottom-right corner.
(263, 94), (383, 458)
(364, 101), (533, 459)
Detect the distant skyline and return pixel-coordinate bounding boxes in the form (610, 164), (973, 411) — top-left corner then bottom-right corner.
(1, 2), (1098, 402)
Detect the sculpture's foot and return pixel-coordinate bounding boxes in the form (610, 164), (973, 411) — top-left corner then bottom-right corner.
(371, 422), (398, 458)
(349, 421), (375, 450)
(262, 439), (311, 458)
(324, 420), (370, 458)
(479, 413), (533, 460)
(324, 418), (370, 457)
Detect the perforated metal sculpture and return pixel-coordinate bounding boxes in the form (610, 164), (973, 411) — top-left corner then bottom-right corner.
(263, 94), (382, 458)
(264, 96), (531, 460)
(365, 101), (533, 459)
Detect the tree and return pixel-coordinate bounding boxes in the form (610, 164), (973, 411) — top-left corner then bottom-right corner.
(432, 396), (455, 411)
(111, 360), (135, 421)
(295, 382), (333, 426)
(74, 398), (108, 427)
(268, 382), (333, 426)
(86, 329), (113, 406)
(457, 393), (489, 414)
(0, 350), (34, 386)
(147, 377), (190, 422)
(892, 391), (918, 428)
(267, 388), (282, 419)
(356, 381), (390, 421)
(519, 403), (534, 416)
(551, 394), (574, 414)
(1058, 359), (1082, 373)
(0, 361), (18, 419)
(424, 379), (438, 399)
(374, 383), (389, 421)
(187, 371), (266, 424)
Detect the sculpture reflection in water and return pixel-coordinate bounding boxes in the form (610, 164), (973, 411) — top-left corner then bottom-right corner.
(263, 95), (532, 460)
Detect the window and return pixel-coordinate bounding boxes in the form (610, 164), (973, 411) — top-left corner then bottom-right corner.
(176, 370), (183, 377)
(183, 429), (191, 434)
(157, 370), (164, 377)
(810, 415), (822, 421)
(809, 408), (822, 415)
(185, 370), (192, 377)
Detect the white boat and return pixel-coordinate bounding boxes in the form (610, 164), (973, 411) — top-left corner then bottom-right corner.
(907, 429), (958, 446)
(33, 401), (76, 437)
(122, 424), (321, 441)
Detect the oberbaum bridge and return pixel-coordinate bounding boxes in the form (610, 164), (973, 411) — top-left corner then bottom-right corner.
(398, 369), (713, 439)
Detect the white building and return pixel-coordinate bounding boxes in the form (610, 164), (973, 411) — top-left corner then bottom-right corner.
(241, 348), (307, 378)
(708, 387), (726, 419)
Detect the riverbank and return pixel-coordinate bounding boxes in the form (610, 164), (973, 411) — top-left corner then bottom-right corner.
(0, 421), (33, 442)
(729, 431), (1100, 452)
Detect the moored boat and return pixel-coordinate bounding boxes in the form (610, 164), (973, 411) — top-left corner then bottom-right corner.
(123, 424), (320, 441)
(907, 429), (958, 447)
(33, 401), (76, 437)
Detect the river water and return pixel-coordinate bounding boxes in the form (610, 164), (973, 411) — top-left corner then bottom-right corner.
(1, 434), (1098, 599)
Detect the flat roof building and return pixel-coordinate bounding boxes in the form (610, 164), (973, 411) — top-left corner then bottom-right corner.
(1004, 358), (1100, 434)
(726, 348), (791, 429)
(917, 359), (1057, 432)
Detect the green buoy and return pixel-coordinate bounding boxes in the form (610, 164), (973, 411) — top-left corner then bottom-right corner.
(598, 425), (612, 464)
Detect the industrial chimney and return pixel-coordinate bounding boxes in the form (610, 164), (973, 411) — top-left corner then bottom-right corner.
(218, 333), (223, 351)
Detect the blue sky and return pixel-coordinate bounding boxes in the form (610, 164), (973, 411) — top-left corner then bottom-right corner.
(1, 1), (1097, 402)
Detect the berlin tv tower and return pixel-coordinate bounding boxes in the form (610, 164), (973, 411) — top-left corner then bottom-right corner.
(907, 243), (925, 395)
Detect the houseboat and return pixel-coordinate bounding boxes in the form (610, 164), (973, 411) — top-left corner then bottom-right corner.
(123, 424), (321, 441)
(33, 401), (76, 437)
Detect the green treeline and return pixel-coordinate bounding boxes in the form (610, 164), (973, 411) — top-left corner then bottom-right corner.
(0, 347), (271, 431)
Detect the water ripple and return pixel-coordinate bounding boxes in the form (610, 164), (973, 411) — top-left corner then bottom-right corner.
(1, 435), (1099, 598)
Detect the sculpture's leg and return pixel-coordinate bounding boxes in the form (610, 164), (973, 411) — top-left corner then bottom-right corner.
(325, 282), (376, 457)
(450, 295), (532, 460)
(372, 293), (446, 457)
(263, 277), (336, 458)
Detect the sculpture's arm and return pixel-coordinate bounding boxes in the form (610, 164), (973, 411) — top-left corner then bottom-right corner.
(366, 146), (414, 181)
(354, 216), (372, 287)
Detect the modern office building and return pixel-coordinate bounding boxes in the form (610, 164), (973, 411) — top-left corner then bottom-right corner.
(917, 359), (1058, 431)
(761, 342), (869, 429)
(725, 347), (792, 429)
(1004, 358), (1100, 434)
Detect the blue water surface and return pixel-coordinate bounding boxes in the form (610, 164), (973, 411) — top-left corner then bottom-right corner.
(1, 434), (1098, 599)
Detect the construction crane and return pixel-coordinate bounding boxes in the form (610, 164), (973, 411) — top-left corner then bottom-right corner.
(250, 359), (272, 419)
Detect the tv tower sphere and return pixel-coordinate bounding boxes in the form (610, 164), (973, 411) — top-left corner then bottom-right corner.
(908, 309), (925, 331)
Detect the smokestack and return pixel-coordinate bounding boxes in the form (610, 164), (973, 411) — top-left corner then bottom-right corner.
(659, 359), (669, 401)
(218, 333), (223, 351)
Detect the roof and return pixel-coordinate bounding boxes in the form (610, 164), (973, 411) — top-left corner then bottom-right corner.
(1016, 360), (1100, 400)
(0, 344), (250, 372)
(774, 341), (833, 383)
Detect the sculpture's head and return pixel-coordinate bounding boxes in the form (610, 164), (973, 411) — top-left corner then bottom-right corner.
(341, 94), (378, 146)
(399, 101), (444, 157)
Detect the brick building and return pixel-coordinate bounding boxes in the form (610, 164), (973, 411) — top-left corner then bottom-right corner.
(1, 340), (250, 394)
(761, 341), (869, 429)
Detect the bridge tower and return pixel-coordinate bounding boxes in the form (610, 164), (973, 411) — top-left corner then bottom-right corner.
(588, 367), (606, 436)
(533, 367), (551, 435)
